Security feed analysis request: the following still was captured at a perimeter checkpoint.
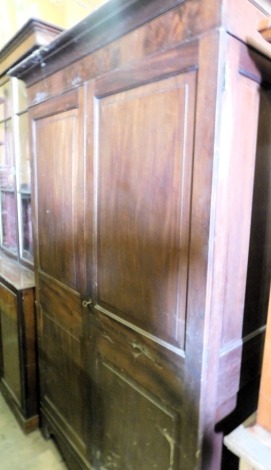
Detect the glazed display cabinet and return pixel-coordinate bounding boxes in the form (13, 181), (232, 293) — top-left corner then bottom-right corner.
(0, 18), (62, 432)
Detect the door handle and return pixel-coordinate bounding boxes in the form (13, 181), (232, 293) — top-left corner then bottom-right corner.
(82, 298), (93, 308)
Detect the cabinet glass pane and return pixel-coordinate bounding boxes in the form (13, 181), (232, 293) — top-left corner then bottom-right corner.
(1, 191), (18, 254)
(0, 145), (5, 167)
(0, 121), (4, 143)
(18, 112), (30, 191)
(20, 194), (33, 262)
(0, 119), (13, 167)
(0, 82), (12, 120)
(17, 80), (28, 113)
(0, 169), (14, 191)
(0, 103), (4, 123)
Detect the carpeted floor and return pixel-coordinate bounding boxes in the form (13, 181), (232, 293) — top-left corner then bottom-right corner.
(0, 393), (67, 469)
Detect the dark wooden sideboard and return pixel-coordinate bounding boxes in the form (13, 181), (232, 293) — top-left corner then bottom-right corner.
(10, 0), (271, 468)
(0, 252), (37, 432)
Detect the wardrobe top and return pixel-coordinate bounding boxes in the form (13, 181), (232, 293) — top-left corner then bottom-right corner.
(9, 0), (271, 86)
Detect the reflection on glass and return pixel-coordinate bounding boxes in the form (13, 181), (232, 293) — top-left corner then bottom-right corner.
(18, 112), (30, 190)
(0, 169), (14, 190)
(0, 119), (13, 167)
(0, 145), (5, 166)
(0, 123), (6, 166)
(17, 80), (28, 113)
(5, 119), (12, 166)
(0, 121), (4, 142)
(0, 103), (4, 123)
(0, 82), (12, 120)
(1, 191), (18, 254)
(20, 195), (33, 262)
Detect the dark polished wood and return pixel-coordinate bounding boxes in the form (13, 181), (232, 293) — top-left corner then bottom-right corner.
(31, 88), (89, 465)
(0, 18), (62, 77)
(9, 0), (271, 468)
(0, 252), (37, 433)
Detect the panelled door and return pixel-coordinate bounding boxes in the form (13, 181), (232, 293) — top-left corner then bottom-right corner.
(83, 39), (207, 470)
(31, 88), (90, 463)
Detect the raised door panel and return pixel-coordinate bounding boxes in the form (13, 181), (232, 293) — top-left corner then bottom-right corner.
(41, 312), (85, 444)
(96, 74), (194, 352)
(85, 42), (199, 470)
(32, 89), (87, 458)
(88, 354), (180, 470)
(35, 106), (80, 289)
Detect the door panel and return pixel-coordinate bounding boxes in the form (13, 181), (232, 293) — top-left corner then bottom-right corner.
(36, 107), (80, 290)
(92, 72), (196, 361)
(89, 355), (179, 470)
(95, 74), (195, 352)
(87, 311), (183, 469)
(32, 89), (88, 459)
(85, 46), (198, 468)
(41, 312), (86, 451)
(39, 273), (83, 339)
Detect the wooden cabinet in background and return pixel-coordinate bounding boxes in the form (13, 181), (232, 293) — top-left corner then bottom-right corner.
(0, 252), (37, 432)
(0, 19), (62, 432)
(0, 18), (62, 265)
(10, 0), (271, 468)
